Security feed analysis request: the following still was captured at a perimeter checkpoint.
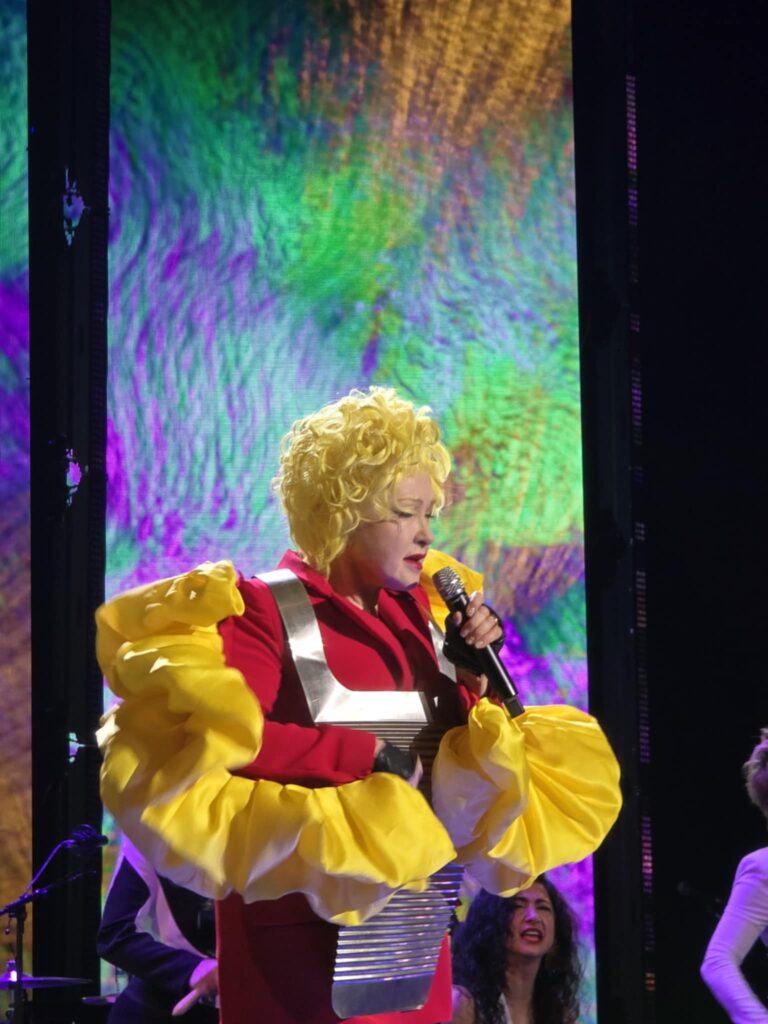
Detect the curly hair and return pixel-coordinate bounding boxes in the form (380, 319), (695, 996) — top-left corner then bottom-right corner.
(451, 879), (583, 1024)
(274, 386), (451, 576)
(744, 727), (768, 820)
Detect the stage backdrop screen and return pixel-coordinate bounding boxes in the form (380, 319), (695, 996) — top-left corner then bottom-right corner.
(0, 0), (32, 973)
(107, 0), (594, 1014)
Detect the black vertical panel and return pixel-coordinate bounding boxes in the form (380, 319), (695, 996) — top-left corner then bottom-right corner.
(28, 0), (109, 995)
(576, 0), (768, 1021)
(573, 2), (656, 1022)
(637, 1), (768, 1020)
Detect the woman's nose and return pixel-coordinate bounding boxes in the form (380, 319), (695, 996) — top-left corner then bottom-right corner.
(417, 516), (434, 544)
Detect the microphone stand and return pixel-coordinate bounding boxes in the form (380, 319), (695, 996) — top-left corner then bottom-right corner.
(1, 839), (98, 1024)
(2, 892), (28, 1024)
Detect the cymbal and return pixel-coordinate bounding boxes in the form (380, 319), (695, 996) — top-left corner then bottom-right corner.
(0, 973), (92, 990)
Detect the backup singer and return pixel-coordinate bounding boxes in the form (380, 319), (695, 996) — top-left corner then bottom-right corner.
(701, 730), (768, 1022)
(451, 878), (583, 1024)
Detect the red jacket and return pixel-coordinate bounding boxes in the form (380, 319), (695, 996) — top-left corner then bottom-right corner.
(216, 551), (468, 1024)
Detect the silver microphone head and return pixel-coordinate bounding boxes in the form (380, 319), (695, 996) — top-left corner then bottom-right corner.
(432, 566), (464, 602)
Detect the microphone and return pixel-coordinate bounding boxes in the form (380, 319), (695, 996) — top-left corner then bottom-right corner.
(432, 567), (524, 718)
(63, 824), (109, 849)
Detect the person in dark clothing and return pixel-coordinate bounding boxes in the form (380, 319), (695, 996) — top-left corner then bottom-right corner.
(97, 836), (218, 1023)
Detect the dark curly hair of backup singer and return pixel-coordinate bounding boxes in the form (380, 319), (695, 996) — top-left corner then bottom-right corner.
(451, 878), (583, 1024)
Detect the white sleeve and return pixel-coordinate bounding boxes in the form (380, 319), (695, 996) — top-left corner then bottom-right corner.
(701, 852), (768, 1023)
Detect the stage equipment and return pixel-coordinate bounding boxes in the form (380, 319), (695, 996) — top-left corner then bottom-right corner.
(0, 967), (92, 991)
(0, 827), (103, 1022)
(27, 0), (110, 989)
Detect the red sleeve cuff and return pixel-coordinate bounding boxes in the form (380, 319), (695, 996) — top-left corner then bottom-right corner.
(234, 721), (378, 787)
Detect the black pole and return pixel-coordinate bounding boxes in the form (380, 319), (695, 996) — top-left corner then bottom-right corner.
(27, 0), (110, 992)
(12, 903), (28, 1023)
(573, 1), (656, 1021)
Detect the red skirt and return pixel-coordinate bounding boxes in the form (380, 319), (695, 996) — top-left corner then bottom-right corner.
(216, 891), (453, 1024)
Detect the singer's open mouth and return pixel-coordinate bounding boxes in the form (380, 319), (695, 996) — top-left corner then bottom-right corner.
(404, 554), (425, 568)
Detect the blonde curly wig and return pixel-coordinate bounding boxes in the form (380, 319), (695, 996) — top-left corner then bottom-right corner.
(744, 727), (768, 821)
(275, 387), (451, 576)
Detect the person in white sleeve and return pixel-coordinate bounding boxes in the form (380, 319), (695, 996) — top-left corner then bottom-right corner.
(701, 728), (768, 1022)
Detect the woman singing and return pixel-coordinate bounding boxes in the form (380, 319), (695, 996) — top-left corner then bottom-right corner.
(97, 386), (621, 1024)
(451, 878), (583, 1024)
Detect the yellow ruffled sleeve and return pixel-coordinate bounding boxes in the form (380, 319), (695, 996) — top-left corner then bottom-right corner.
(97, 561), (457, 925)
(432, 699), (622, 894)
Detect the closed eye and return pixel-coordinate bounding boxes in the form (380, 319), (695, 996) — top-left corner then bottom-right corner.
(392, 508), (436, 520)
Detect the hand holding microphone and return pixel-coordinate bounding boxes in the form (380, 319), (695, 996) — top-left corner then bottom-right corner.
(432, 567), (524, 718)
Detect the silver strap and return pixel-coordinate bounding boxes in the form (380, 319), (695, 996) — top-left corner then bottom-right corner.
(258, 568), (455, 724)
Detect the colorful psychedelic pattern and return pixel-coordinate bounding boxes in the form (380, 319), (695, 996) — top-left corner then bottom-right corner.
(0, 0), (597, 1017)
(0, 0), (32, 970)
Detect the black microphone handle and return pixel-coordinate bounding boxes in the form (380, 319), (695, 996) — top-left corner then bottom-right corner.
(66, 824), (109, 848)
(443, 589), (524, 718)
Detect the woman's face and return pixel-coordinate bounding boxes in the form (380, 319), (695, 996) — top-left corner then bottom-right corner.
(339, 471), (437, 593)
(506, 883), (556, 960)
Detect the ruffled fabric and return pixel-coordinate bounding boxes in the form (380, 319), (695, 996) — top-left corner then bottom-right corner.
(432, 699), (622, 894)
(423, 550), (622, 890)
(97, 561), (457, 925)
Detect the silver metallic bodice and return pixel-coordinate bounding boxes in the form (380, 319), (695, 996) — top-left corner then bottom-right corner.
(259, 570), (463, 1017)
